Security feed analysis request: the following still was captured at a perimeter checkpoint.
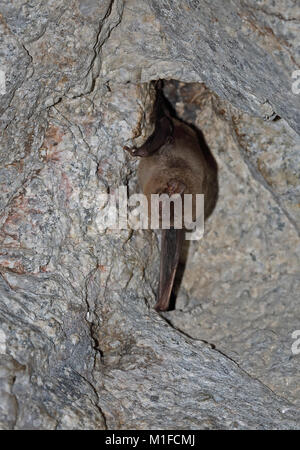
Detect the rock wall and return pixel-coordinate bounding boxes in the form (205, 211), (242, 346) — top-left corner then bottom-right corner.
(0, 0), (299, 429)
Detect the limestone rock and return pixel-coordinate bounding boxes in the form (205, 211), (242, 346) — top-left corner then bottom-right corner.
(0, 0), (300, 430)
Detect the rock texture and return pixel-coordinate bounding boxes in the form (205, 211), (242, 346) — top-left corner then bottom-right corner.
(102, 0), (300, 134)
(0, 0), (300, 430)
(162, 80), (300, 408)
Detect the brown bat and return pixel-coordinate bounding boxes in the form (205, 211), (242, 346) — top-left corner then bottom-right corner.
(124, 84), (214, 312)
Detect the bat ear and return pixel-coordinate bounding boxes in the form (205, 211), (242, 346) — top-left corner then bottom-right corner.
(165, 179), (186, 196)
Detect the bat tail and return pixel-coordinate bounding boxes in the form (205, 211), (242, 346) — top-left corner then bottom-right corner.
(154, 228), (185, 312)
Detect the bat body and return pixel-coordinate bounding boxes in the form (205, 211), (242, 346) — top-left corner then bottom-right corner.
(124, 86), (213, 311)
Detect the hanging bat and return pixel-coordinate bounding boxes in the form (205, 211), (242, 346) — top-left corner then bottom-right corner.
(124, 83), (213, 311)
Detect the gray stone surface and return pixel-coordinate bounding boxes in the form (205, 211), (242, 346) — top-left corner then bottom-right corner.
(162, 80), (300, 408)
(0, 0), (300, 430)
(149, 0), (300, 135)
(102, 0), (300, 133)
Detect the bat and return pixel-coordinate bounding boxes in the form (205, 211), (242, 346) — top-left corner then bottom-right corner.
(124, 81), (214, 311)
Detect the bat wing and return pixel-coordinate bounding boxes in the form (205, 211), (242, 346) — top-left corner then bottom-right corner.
(154, 227), (185, 312)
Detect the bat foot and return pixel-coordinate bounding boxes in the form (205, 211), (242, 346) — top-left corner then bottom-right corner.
(123, 145), (139, 157)
(166, 135), (174, 145)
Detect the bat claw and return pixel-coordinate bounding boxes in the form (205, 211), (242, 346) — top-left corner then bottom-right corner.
(123, 145), (138, 156)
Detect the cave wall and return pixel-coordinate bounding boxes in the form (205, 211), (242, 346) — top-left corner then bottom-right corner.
(0, 0), (299, 429)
